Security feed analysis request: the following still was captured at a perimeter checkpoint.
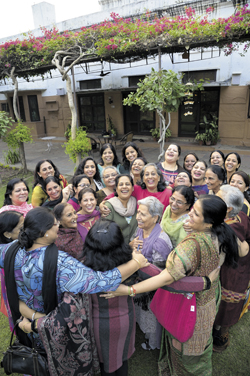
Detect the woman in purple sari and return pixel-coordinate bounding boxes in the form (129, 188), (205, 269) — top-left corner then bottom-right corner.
(77, 187), (101, 242)
(130, 196), (173, 350)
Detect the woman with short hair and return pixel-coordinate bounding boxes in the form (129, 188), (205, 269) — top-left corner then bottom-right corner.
(130, 196), (172, 350)
(96, 166), (118, 206)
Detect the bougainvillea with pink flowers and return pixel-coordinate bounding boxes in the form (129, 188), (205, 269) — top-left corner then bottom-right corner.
(0, 5), (250, 80)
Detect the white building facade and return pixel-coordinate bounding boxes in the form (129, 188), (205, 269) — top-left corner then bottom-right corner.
(0, 0), (250, 145)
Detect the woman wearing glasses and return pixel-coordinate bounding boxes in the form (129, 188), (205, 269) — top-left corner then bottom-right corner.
(96, 167), (118, 206)
(161, 185), (195, 248)
(68, 174), (91, 212)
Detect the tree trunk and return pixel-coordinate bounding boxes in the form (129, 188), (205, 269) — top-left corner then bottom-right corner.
(19, 142), (27, 174)
(10, 68), (27, 173)
(10, 68), (20, 121)
(157, 110), (171, 161)
(65, 74), (77, 141)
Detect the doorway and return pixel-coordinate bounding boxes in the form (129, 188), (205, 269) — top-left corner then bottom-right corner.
(122, 92), (155, 134)
(178, 87), (220, 137)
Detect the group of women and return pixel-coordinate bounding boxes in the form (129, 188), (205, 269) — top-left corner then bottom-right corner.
(0, 140), (249, 376)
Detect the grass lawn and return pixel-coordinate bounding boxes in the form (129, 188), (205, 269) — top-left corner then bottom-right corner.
(0, 307), (250, 376)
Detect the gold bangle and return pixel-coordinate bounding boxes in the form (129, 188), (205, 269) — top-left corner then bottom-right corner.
(133, 257), (141, 269)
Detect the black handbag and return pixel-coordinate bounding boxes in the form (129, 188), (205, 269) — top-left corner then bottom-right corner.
(1, 321), (49, 376)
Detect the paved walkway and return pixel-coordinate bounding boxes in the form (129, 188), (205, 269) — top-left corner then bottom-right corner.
(0, 137), (250, 179)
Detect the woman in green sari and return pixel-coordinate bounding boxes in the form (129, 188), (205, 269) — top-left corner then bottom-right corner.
(104, 195), (239, 376)
(161, 185), (194, 248)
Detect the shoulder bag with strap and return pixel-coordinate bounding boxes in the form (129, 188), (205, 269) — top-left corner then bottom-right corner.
(150, 237), (201, 343)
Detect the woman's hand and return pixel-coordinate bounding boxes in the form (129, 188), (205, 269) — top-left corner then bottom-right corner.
(18, 317), (32, 333)
(132, 252), (149, 269)
(100, 284), (129, 298)
(208, 266), (220, 283)
(183, 219), (193, 234)
(130, 236), (143, 251)
(62, 186), (71, 203)
(99, 201), (111, 217)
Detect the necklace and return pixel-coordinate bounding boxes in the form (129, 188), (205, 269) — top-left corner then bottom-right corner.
(162, 161), (177, 172)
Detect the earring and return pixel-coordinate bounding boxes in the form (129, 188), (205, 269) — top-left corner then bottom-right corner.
(45, 234), (48, 237)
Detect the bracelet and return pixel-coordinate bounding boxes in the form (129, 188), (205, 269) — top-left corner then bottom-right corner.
(129, 285), (136, 297)
(133, 258), (141, 269)
(204, 276), (211, 290)
(32, 311), (36, 321)
(22, 321), (31, 334)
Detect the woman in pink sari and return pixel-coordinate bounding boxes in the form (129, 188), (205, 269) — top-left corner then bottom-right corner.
(77, 187), (101, 242)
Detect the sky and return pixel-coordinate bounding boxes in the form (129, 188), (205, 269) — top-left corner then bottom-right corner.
(0, 0), (101, 39)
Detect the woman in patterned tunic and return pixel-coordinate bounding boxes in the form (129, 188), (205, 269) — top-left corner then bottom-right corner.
(1, 207), (148, 376)
(106, 195), (239, 376)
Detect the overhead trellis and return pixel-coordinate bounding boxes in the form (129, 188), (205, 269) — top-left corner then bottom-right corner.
(0, 5), (250, 80)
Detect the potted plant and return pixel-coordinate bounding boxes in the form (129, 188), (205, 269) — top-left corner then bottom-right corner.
(195, 132), (206, 145)
(107, 115), (117, 137)
(200, 115), (219, 145)
(150, 127), (171, 141)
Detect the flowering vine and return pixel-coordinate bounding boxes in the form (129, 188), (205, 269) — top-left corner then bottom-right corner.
(0, 5), (250, 80)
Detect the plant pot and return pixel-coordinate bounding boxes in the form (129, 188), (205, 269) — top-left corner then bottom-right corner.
(198, 140), (203, 145)
(205, 141), (211, 146)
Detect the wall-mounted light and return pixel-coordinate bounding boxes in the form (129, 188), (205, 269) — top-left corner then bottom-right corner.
(108, 97), (113, 104)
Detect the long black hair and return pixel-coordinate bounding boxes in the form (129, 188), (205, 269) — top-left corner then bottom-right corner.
(83, 219), (132, 271)
(18, 207), (55, 249)
(200, 195), (239, 268)
(3, 178), (29, 206)
(0, 211), (23, 244)
(122, 142), (145, 171)
(74, 157), (102, 183)
(99, 143), (120, 167)
(33, 159), (62, 189)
